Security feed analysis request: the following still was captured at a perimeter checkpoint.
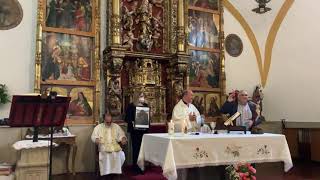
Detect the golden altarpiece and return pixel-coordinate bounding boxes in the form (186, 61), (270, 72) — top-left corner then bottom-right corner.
(104, 0), (226, 123)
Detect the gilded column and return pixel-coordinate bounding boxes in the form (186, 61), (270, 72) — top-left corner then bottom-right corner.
(220, 2), (226, 102)
(94, 0), (101, 124)
(111, 0), (121, 45)
(34, 0), (44, 93)
(177, 0), (186, 52)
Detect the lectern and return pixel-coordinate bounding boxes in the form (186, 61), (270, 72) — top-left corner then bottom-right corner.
(8, 94), (70, 180)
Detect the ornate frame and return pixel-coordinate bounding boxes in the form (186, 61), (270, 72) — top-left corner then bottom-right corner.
(187, 0), (226, 120)
(34, 0), (101, 124)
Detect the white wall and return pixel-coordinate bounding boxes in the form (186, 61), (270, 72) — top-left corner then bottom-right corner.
(0, 0), (106, 173)
(0, 0), (37, 118)
(224, 0), (320, 122)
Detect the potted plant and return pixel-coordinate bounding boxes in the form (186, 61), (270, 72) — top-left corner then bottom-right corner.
(226, 163), (256, 180)
(0, 84), (10, 105)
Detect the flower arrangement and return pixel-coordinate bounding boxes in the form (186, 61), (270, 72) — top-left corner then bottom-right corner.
(226, 163), (256, 180)
(0, 84), (10, 105)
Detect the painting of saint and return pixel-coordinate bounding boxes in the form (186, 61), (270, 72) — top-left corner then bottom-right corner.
(188, 10), (219, 49)
(206, 94), (220, 117)
(40, 86), (93, 119)
(68, 92), (92, 116)
(68, 88), (93, 117)
(189, 0), (218, 10)
(193, 93), (205, 115)
(41, 32), (93, 81)
(45, 0), (93, 32)
(189, 50), (220, 88)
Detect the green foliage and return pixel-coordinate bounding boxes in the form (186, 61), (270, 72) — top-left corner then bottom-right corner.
(0, 84), (10, 105)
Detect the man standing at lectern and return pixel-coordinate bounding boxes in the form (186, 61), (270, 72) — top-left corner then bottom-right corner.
(172, 89), (201, 132)
(91, 113), (127, 177)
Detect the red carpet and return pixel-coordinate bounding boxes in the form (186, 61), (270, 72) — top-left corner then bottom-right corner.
(123, 165), (167, 180)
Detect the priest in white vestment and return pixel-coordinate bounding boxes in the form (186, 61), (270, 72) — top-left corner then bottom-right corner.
(172, 89), (201, 132)
(91, 114), (127, 176)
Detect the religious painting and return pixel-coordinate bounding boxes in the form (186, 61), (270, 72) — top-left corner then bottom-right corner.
(225, 34), (243, 57)
(188, 10), (220, 49)
(41, 32), (93, 81)
(188, 0), (219, 10)
(44, 0), (93, 33)
(206, 93), (220, 117)
(134, 106), (150, 129)
(68, 87), (93, 119)
(193, 92), (205, 115)
(189, 50), (220, 89)
(35, 0), (100, 125)
(40, 86), (94, 123)
(0, 0), (23, 30)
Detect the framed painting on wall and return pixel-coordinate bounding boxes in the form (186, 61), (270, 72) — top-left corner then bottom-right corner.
(41, 32), (93, 82)
(41, 85), (94, 124)
(188, 10), (220, 50)
(43, 0), (95, 36)
(189, 50), (220, 89)
(187, 0), (224, 123)
(205, 93), (220, 117)
(193, 92), (205, 115)
(35, 0), (100, 124)
(188, 0), (219, 11)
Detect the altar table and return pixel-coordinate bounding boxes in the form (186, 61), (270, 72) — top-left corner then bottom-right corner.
(137, 133), (293, 180)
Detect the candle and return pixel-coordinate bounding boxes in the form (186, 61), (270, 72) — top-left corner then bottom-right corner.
(168, 120), (174, 135)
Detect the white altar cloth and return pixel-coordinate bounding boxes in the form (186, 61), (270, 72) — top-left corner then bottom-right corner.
(137, 133), (293, 180)
(13, 140), (58, 150)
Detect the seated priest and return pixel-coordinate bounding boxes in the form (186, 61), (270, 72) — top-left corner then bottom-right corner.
(172, 89), (201, 132)
(220, 90), (261, 130)
(91, 113), (127, 176)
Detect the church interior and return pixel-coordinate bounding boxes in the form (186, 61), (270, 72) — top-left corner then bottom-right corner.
(1, 0), (320, 180)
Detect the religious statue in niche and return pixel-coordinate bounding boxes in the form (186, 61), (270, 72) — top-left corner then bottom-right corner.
(0, 0), (23, 30)
(121, 0), (164, 52)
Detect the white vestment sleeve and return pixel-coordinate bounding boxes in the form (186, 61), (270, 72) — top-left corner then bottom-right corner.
(91, 125), (100, 143)
(172, 105), (187, 124)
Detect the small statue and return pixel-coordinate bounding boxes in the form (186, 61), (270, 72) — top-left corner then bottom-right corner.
(123, 30), (137, 51)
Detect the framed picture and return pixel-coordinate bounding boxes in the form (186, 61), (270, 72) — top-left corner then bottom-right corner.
(41, 32), (93, 82)
(193, 92), (205, 115)
(188, 0), (219, 11)
(206, 93), (220, 117)
(41, 85), (94, 124)
(0, 0), (23, 30)
(35, 0), (100, 124)
(225, 34), (243, 57)
(188, 10), (220, 49)
(134, 107), (150, 129)
(189, 50), (220, 89)
(43, 0), (94, 35)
